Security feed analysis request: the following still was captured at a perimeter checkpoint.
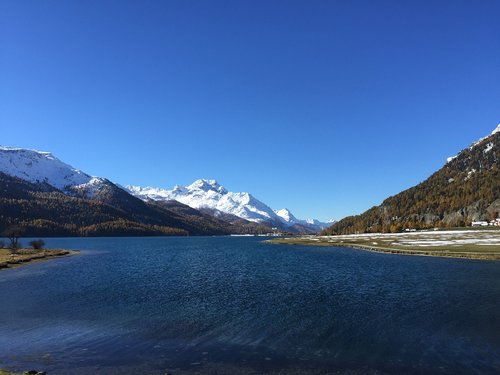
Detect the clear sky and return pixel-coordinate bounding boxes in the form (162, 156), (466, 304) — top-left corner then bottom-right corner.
(1, 0), (499, 221)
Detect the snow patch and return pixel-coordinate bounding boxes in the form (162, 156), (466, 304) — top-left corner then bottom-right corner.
(447, 124), (498, 163)
(446, 155), (457, 164)
(73, 177), (108, 198)
(470, 124), (500, 150)
(464, 169), (476, 181)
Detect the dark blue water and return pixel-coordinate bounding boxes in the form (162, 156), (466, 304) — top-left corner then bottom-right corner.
(0, 237), (499, 375)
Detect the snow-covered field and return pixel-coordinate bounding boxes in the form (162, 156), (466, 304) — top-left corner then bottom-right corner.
(270, 229), (500, 260)
(322, 230), (500, 247)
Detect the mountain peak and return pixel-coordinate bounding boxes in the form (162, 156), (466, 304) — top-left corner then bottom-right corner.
(274, 208), (297, 223)
(188, 179), (227, 194)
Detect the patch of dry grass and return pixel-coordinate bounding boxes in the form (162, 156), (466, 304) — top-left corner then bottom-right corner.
(0, 248), (73, 270)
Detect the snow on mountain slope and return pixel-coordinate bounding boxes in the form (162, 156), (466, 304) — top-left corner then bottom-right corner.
(0, 146), (109, 198)
(492, 124), (500, 136)
(307, 218), (337, 228)
(0, 147), (91, 188)
(446, 124), (500, 163)
(128, 180), (330, 231)
(128, 179), (284, 223)
(274, 208), (298, 223)
(275, 208), (332, 230)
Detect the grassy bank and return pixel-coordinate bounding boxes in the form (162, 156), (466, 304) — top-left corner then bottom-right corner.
(267, 230), (500, 260)
(0, 248), (76, 270)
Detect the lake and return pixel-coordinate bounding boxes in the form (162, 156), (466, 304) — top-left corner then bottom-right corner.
(0, 237), (499, 374)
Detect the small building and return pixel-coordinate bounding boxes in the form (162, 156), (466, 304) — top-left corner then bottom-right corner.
(472, 221), (489, 227)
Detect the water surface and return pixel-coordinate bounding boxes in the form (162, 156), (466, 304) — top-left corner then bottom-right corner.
(0, 237), (499, 374)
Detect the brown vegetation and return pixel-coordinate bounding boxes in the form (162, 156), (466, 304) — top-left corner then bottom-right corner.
(0, 172), (270, 237)
(323, 131), (499, 235)
(0, 247), (73, 270)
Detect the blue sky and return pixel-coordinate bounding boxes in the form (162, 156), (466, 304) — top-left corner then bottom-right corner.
(1, 0), (499, 221)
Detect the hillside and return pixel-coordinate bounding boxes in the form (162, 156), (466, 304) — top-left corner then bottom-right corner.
(323, 125), (500, 235)
(0, 172), (276, 236)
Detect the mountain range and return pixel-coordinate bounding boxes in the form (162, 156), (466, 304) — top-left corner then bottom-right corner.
(322, 124), (500, 235)
(127, 180), (331, 232)
(1, 123), (497, 237)
(0, 147), (329, 236)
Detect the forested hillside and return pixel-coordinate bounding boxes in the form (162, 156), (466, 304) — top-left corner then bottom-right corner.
(323, 127), (500, 235)
(0, 173), (269, 236)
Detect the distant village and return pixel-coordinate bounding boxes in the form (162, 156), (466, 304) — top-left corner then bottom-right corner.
(472, 218), (500, 227)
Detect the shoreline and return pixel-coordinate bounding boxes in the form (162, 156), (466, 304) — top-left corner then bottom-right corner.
(0, 370), (46, 375)
(0, 249), (79, 270)
(266, 235), (500, 261)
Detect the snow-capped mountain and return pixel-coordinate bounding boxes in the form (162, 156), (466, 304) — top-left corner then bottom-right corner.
(307, 218), (337, 228)
(128, 179), (284, 224)
(128, 179), (327, 231)
(274, 208), (298, 223)
(0, 146), (330, 233)
(0, 146), (110, 198)
(274, 208), (333, 230)
(0, 147), (275, 236)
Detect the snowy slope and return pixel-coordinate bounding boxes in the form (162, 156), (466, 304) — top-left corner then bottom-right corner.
(128, 179), (285, 223)
(446, 124), (500, 163)
(0, 146), (108, 198)
(128, 179), (329, 230)
(274, 208), (299, 223)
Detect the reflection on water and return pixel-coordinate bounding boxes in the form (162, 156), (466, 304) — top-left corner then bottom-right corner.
(0, 236), (499, 374)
